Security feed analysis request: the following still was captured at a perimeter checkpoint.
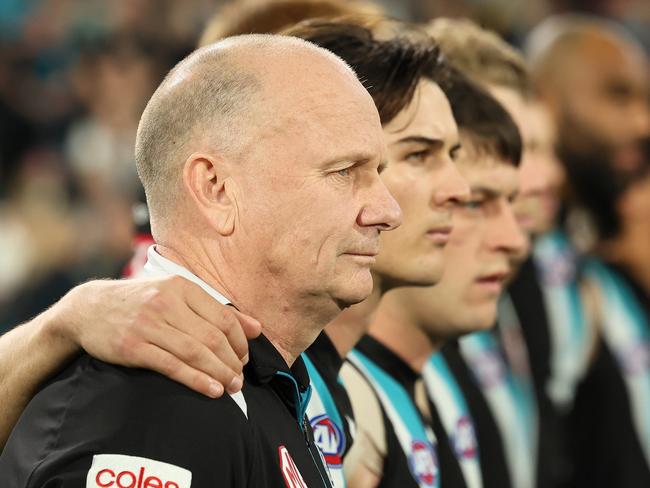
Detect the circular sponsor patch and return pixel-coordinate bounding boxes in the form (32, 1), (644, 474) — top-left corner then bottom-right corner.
(408, 440), (438, 487)
(310, 414), (345, 467)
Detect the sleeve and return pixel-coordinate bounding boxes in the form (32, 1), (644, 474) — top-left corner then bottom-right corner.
(339, 362), (386, 478)
(0, 355), (253, 488)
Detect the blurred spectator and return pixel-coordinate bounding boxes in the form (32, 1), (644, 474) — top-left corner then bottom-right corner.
(0, 0), (214, 332)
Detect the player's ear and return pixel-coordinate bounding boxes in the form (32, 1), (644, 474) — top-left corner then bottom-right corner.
(183, 153), (238, 236)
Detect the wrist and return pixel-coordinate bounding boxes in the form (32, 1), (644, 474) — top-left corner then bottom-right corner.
(38, 285), (85, 359)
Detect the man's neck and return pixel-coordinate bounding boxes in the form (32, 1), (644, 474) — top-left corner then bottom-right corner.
(325, 281), (382, 358)
(156, 244), (335, 366)
(367, 291), (442, 373)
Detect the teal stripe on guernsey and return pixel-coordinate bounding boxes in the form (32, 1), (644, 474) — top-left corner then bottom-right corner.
(303, 354), (345, 435)
(533, 230), (591, 409)
(428, 354), (471, 417)
(460, 330), (536, 488)
(348, 349), (440, 488)
(584, 260), (650, 466)
(425, 353), (482, 488)
(303, 353), (348, 488)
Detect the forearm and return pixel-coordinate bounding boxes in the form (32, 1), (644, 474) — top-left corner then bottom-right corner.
(0, 297), (79, 448)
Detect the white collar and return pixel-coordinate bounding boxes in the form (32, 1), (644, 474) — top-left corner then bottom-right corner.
(143, 245), (231, 306)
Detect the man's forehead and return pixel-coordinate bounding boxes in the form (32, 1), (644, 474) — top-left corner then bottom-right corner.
(568, 32), (648, 85)
(385, 80), (458, 145)
(457, 155), (519, 188)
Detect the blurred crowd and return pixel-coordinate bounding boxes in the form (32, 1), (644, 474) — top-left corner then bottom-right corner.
(0, 0), (648, 330)
(0, 0), (216, 327)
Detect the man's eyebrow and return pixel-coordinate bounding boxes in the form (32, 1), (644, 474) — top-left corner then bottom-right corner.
(319, 152), (374, 168)
(395, 136), (444, 149)
(471, 185), (519, 200)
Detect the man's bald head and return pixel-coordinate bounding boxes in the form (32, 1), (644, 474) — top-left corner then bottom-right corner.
(526, 15), (650, 240)
(135, 34), (360, 237)
(526, 14), (647, 98)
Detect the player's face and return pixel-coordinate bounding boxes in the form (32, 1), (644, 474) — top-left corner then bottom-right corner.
(237, 73), (401, 309)
(374, 80), (469, 289)
(388, 146), (527, 337)
(556, 34), (650, 172)
(514, 101), (566, 236)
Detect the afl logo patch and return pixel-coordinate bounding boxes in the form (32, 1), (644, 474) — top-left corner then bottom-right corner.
(453, 416), (478, 459)
(310, 414), (345, 467)
(408, 440), (438, 486)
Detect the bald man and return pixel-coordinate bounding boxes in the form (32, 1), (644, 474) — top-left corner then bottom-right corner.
(0, 35), (400, 487)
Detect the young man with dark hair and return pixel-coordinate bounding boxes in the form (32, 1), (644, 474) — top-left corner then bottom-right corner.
(427, 18), (585, 488)
(341, 65), (526, 488)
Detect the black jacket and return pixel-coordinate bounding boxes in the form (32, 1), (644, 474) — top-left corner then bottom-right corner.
(0, 334), (332, 488)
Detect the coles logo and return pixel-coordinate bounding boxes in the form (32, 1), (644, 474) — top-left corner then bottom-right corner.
(278, 445), (308, 488)
(86, 454), (191, 488)
(310, 414), (345, 467)
(453, 416), (478, 459)
(408, 440), (438, 487)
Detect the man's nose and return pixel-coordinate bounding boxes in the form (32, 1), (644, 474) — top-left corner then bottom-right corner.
(491, 203), (530, 256)
(358, 176), (402, 231)
(433, 157), (470, 207)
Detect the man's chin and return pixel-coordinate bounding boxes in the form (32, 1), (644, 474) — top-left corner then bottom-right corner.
(372, 262), (444, 292)
(332, 275), (375, 308)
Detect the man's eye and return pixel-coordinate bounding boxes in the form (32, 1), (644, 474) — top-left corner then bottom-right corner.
(337, 168), (351, 177)
(459, 200), (483, 210)
(406, 150), (429, 162)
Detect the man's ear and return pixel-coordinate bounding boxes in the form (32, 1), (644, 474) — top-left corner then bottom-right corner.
(183, 152), (237, 236)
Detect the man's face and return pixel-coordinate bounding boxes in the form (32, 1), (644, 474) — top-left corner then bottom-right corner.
(373, 80), (469, 289)
(489, 85), (566, 240)
(388, 144), (527, 337)
(554, 32), (650, 173)
(235, 66), (401, 309)
(514, 101), (565, 235)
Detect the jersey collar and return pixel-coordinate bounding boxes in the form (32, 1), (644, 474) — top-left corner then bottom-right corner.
(143, 245), (312, 423)
(355, 334), (420, 397)
(143, 245), (231, 305)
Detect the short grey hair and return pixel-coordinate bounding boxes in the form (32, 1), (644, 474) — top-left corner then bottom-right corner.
(135, 34), (357, 233)
(134, 39), (265, 227)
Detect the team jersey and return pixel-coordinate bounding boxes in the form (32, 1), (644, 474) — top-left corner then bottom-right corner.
(422, 352), (482, 488)
(459, 307), (538, 488)
(427, 342), (512, 488)
(508, 229), (590, 488)
(345, 335), (468, 488)
(569, 261), (650, 487)
(303, 332), (355, 488)
(0, 249), (333, 488)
